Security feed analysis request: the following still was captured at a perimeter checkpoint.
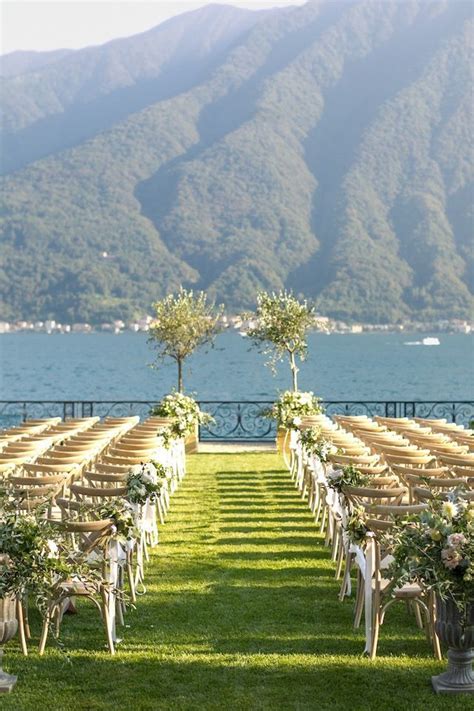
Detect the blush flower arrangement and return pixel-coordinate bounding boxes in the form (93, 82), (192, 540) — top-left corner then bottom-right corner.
(386, 493), (474, 619)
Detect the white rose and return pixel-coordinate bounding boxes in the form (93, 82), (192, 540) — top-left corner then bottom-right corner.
(47, 540), (59, 558)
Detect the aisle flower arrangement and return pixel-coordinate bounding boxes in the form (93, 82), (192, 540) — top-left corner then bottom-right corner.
(93, 500), (138, 544)
(344, 505), (370, 544)
(0, 503), (96, 614)
(299, 426), (336, 462)
(268, 390), (322, 430)
(126, 463), (163, 505)
(327, 463), (369, 493)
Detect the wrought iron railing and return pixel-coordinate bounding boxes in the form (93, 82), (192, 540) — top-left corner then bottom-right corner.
(0, 400), (472, 440)
(197, 401), (275, 441)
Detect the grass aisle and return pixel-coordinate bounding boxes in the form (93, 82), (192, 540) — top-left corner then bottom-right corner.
(2, 453), (462, 710)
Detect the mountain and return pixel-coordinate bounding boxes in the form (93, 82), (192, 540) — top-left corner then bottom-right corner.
(0, 49), (75, 78)
(1, 0), (473, 323)
(0, 3), (275, 174)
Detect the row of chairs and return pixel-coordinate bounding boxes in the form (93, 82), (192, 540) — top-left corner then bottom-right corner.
(287, 413), (473, 659)
(0, 414), (186, 655)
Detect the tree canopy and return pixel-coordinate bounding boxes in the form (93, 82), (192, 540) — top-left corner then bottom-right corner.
(148, 289), (223, 392)
(246, 290), (322, 391)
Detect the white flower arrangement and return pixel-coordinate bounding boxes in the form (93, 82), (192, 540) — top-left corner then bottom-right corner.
(151, 392), (213, 437)
(268, 390), (322, 429)
(299, 426), (337, 462)
(126, 463), (163, 505)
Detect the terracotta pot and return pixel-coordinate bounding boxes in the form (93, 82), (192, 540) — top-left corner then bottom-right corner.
(432, 596), (474, 695)
(276, 427), (290, 454)
(185, 424), (199, 454)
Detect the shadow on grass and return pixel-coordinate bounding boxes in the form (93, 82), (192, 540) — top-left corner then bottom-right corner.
(218, 507), (306, 515)
(220, 516), (314, 524)
(218, 550), (326, 561)
(218, 525), (317, 533)
(215, 536), (321, 547)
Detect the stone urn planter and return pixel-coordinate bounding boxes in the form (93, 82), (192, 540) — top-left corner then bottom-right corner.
(432, 597), (474, 694)
(0, 595), (18, 693)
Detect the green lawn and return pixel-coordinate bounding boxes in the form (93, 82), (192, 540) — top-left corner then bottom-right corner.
(1, 453), (464, 710)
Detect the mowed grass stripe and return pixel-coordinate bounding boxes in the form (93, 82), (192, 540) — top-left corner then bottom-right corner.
(1, 453), (459, 710)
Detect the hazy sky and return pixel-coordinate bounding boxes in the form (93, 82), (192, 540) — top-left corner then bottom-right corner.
(2, 1), (306, 55)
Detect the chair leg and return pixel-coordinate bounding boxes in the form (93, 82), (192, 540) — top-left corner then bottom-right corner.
(126, 555), (137, 604)
(413, 600), (424, 629)
(314, 488), (322, 525)
(319, 505), (327, 534)
(429, 593), (442, 660)
(116, 595), (125, 627)
(101, 589), (115, 655)
(338, 546), (352, 595)
(331, 525), (340, 562)
(370, 602), (380, 660)
(157, 499), (165, 525)
(335, 537), (344, 580)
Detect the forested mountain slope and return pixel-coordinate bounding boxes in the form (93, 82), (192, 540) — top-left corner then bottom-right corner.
(0, 0), (472, 323)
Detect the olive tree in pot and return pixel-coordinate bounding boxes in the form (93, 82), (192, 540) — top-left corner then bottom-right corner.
(244, 290), (325, 461)
(244, 289), (322, 392)
(148, 288), (223, 446)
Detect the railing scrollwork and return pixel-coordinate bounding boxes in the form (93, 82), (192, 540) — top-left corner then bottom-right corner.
(0, 400), (472, 441)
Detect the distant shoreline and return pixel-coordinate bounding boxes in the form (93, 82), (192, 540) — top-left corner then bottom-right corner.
(1, 326), (472, 336)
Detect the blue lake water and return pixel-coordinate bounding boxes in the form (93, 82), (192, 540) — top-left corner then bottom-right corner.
(0, 331), (473, 402)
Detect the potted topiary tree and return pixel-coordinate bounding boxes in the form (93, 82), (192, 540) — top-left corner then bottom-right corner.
(148, 288), (223, 450)
(245, 290), (325, 457)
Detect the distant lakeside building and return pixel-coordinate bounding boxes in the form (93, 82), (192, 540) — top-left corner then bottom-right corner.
(0, 316), (472, 336)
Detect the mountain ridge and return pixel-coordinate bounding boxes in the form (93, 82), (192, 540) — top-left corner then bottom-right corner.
(0, 0), (472, 323)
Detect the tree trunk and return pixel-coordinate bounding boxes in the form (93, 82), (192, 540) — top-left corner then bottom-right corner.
(177, 359), (183, 393)
(289, 351), (298, 392)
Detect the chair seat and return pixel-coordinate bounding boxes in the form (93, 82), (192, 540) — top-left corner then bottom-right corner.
(394, 582), (423, 598)
(374, 578), (422, 597)
(58, 579), (106, 595)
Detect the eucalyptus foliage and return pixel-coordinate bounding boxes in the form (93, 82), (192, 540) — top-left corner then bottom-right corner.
(0, 510), (71, 612)
(149, 289), (223, 392)
(246, 290), (321, 391)
(0, 501), (100, 618)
